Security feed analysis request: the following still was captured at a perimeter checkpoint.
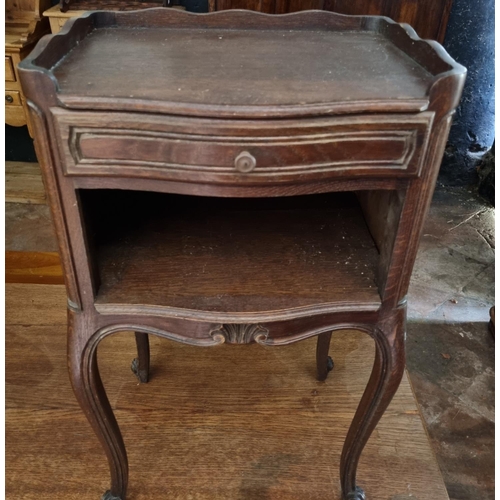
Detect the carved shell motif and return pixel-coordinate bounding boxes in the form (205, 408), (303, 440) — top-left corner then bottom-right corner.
(210, 324), (269, 344)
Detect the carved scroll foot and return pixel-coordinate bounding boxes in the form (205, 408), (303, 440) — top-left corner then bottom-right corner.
(345, 486), (366, 500)
(316, 332), (334, 381)
(132, 332), (150, 383)
(102, 491), (123, 500)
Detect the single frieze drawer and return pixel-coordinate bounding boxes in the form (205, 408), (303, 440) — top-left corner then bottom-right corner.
(52, 110), (433, 184)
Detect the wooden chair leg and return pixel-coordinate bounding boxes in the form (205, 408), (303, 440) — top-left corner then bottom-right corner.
(68, 312), (128, 500)
(339, 318), (406, 500)
(316, 331), (334, 381)
(131, 332), (150, 383)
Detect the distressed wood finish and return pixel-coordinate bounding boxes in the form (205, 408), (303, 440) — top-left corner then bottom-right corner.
(84, 191), (381, 316)
(18, 9), (465, 500)
(53, 110), (433, 182)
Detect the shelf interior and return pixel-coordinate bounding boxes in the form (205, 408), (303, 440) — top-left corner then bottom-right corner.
(81, 190), (382, 314)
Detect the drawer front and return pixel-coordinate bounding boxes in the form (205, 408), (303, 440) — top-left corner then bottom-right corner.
(52, 110), (433, 184)
(5, 56), (16, 82)
(5, 91), (21, 107)
(5, 103), (27, 127)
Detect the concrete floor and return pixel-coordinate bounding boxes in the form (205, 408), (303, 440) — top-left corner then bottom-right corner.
(408, 186), (494, 323)
(407, 322), (494, 500)
(5, 183), (495, 500)
(406, 186), (495, 500)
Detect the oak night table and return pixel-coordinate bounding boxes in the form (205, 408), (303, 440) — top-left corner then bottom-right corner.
(18, 9), (465, 500)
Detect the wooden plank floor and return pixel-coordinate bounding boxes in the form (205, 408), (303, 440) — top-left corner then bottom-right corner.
(5, 162), (46, 205)
(6, 283), (450, 500)
(5, 162), (63, 284)
(5, 251), (64, 284)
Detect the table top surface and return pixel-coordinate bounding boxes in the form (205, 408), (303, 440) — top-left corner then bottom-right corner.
(22, 9), (464, 117)
(52, 27), (433, 107)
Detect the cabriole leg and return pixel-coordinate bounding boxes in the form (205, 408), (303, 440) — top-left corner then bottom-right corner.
(68, 311), (128, 500)
(340, 314), (406, 500)
(316, 331), (334, 381)
(131, 332), (150, 383)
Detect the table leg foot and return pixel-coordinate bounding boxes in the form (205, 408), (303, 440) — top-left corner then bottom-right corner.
(102, 491), (123, 500)
(327, 355), (334, 372)
(316, 332), (333, 381)
(131, 357), (148, 384)
(132, 332), (150, 383)
(345, 486), (366, 500)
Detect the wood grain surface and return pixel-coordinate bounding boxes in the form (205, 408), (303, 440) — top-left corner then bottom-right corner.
(5, 162), (46, 204)
(6, 283), (450, 500)
(52, 28), (433, 107)
(52, 111), (432, 184)
(5, 251), (63, 284)
(86, 191), (381, 313)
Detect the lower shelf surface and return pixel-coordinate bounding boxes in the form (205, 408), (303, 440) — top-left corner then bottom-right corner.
(91, 191), (381, 314)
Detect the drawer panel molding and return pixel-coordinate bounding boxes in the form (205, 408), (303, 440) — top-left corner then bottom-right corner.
(52, 110), (434, 184)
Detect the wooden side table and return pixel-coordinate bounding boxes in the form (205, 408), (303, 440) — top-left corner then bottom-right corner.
(19, 9), (465, 500)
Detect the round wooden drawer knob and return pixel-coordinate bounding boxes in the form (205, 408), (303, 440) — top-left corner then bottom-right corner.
(5, 95), (14, 104)
(234, 151), (257, 173)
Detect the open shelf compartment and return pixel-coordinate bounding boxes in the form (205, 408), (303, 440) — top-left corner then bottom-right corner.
(80, 190), (382, 314)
